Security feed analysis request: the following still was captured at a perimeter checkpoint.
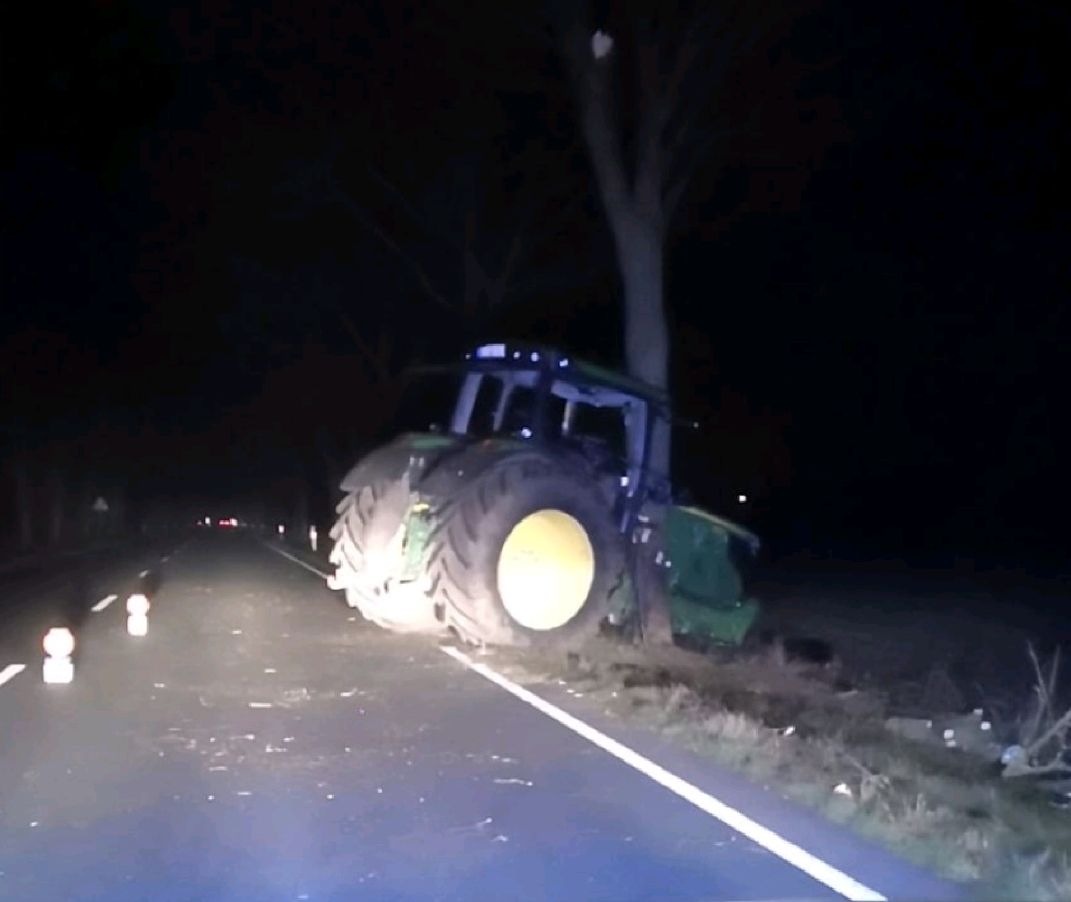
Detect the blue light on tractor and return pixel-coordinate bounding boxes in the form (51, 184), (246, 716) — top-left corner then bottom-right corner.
(475, 343), (506, 359)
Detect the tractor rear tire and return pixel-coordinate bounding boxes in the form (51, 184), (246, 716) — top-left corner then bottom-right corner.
(329, 476), (440, 633)
(427, 455), (625, 648)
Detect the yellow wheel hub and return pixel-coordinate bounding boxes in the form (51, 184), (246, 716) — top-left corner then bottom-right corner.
(497, 509), (596, 631)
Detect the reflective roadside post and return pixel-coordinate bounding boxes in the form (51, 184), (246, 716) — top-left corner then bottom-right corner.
(309, 525), (318, 552)
(127, 593), (150, 637)
(43, 627), (76, 684)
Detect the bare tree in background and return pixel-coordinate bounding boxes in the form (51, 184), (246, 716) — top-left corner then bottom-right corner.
(8, 451), (34, 551)
(556, 1), (833, 474)
(284, 138), (595, 341)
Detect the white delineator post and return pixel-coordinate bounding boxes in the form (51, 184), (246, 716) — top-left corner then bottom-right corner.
(43, 627), (76, 684)
(127, 593), (150, 637)
(309, 525), (318, 552)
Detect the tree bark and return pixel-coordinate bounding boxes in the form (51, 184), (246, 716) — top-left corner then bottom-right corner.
(610, 210), (671, 475)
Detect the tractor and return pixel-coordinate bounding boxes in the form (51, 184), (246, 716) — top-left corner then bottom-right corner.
(327, 342), (760, 648)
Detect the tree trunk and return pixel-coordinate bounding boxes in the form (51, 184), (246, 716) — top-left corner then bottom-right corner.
(47, 466), (64, 545)
(292, 484), (310, 540)
(633, 528), (674, 645)
(611, 212), (671, 475)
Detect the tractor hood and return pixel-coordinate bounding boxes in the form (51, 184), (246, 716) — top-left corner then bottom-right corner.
(664, 505), (761, 645)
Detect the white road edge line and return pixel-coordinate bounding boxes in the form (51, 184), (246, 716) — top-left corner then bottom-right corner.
(441, 645), (887, 902)
(91, 594), (119, 612)
(265, 543), (331, 579)
(0, 664), (27, 688)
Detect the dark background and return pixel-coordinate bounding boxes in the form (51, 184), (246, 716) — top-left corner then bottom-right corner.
(2, 0), (1068, 571)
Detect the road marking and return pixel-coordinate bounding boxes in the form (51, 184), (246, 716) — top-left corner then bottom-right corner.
(0, 664), (26, 688)
(441, 645), (886, 902)
(91, 594), (118, 612)
(139, 569), (151, 578)
(265, 543), (330, 579)
(161, 555), (170, 563)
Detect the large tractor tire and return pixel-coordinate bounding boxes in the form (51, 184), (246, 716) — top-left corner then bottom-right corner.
(426, 454), (625, 648)
(328, 474), (441, 633)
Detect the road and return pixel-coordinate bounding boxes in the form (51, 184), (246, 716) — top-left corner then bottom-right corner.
(0, 533), (967, 901)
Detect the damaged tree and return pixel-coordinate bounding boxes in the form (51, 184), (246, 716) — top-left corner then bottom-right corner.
(555, 0), (834, 474)
(1002, 644), (1071, 780)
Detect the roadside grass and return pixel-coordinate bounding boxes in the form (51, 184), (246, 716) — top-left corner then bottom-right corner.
(484, 637), (1071, 900)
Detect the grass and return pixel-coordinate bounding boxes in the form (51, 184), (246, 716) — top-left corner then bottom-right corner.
(485, 635), (1071, 900)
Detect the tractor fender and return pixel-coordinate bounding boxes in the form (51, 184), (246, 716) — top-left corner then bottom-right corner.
(413, 439), (585, 502)
(338, 433), (461, 495)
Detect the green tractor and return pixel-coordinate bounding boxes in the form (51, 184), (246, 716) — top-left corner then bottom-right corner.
(327, 342), (760, 648)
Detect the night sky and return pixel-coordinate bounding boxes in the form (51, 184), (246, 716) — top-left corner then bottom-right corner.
(3, 1), (1068, 568)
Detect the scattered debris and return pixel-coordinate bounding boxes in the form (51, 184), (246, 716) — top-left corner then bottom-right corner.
(1001, 644), (1071, 782)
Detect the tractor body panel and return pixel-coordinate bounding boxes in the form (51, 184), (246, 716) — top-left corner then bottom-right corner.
(665, 505), (760, 645)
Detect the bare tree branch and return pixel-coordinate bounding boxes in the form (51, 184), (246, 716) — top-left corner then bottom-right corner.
(1004, 642), (1070, 778)
(329, 189), (454, 312)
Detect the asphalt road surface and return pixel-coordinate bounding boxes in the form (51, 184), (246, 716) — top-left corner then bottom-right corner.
(0, 533), (968, 901)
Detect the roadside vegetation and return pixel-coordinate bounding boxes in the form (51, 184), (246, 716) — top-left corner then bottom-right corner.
(483, 634), (1071, 900)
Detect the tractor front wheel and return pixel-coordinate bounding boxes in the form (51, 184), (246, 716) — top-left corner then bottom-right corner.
(329, 476), (441, 633)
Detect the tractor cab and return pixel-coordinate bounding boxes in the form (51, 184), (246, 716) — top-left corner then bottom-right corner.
(444, 343), (672, 531)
